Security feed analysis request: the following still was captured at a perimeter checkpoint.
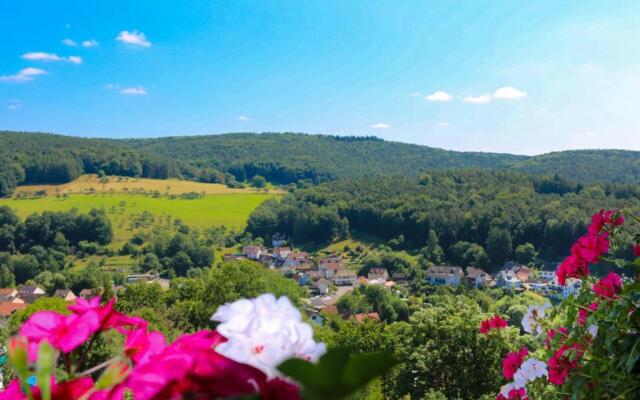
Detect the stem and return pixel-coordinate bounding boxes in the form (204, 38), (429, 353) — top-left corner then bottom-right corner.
(77, 333), (99, 371)
(78, 356), (120, 377)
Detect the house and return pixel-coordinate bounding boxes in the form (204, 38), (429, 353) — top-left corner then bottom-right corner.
(465, 267), (491, 288)
(310, 313), (324, 326)
(318, 254), (343, 265)
(333, 270), (357, 286)
(319, 262), (343, 279)
(426, 266), (465, 286)
(515, 266), (532, 283)
(496, 270), (522, 289)
(0, 302), (27, 318)
(351, 312), (381, 324)
(281, 251), (312, 272)
(0, 288), (18, 298)
(539, 263), (559, 281)
(367, 268), (389, 281)
(273, 247), (292, 260)
(53, 289), (77, 302)
(242, 245), (264, 260)
(79, 288), (98, 299)
(17, 285), (46, 304)
(313, 278), (331, 295)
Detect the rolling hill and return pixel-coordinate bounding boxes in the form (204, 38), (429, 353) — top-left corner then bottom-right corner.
(1, 131), (639, 197)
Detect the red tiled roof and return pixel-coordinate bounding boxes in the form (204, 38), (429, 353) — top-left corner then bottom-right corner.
(0, 302), (27, 317)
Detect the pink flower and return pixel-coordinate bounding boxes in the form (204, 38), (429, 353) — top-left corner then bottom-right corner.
(19, 310), (100, 353)
(69, 297), (146, 334)
(124, 328), (166, 365)
(480, 316), (508, 334)
(547, 343), (584, 385)
(588, 209), (624, 234)
(571, 233), (609, 264)
(577, 302), (598, 326)
(592, 272), (622, 299)
(502, 347), (528, 380)
(123, 330), (282, 400)
(633, 244), (640, 257)
(0, 377), (97, 400)
(556, 254), (589, 286)
(0, 380), (26, 400)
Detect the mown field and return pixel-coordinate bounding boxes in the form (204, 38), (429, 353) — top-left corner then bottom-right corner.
(1, 175), (279, 247)
(14, 174), (278, 195)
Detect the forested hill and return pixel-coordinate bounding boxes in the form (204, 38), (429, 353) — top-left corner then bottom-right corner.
(1, 131), (640, 196)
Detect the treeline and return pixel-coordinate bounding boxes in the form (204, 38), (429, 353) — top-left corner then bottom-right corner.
(0, 132), (180, 196)
(0, 206), (114, 289)
(247, 170), (640, 270)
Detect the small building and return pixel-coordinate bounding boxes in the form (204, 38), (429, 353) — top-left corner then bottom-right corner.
(426, 266), (465, 286)
(271, 233), (287, 248)
(17, 285), (46, 304)
(333, 270), (357, 286)
(310, 313), (324, 326)
(53, 289), (77, 302)
(465, 267), (491, 288)
(242, 245), (265, 260)
(223, 253), (245, 262)
(515, 266), (532, 283)
(79, 288), (98, 299)
(496, 270), (522, 289)
(319, 262), (343, 279)
(367, 268), (389, 281)
(0, 288), (18, 299)
(126, 273), (158, 284)
(273, 247), (292, 260)
(351, 312), (381, 324)
(391, 272), (407, 282)
(314, 278), (331, 295)
(0, 302), (27, 318)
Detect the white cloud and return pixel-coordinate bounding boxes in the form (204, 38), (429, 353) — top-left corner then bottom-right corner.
(62, 38), (77, 46)
(22, 52), (63, 62)
(370, 123), (390, 129)
(116, 30), (151, 47)
(585, 131), (597, 137)
(425, 91), (452, 102)
(0, 67), (47, 83)
(435, 122), (451, 128)
(120, 86), (148, 95)
(409, 92), (422, 97)
(82, 39), (99, 47)
(21, 52), (82, 64)
(236, 115), (250, 121)
(463, 94), (492, 104)
(493, 86), (527, 99)
(7, 100), (22, 110)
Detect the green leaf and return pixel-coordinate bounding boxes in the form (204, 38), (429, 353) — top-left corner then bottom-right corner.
(342, 352), (398, 388)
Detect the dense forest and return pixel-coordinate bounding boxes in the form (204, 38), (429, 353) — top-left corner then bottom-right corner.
(2, 131), (640, 196)
(246, 170), (640, 269)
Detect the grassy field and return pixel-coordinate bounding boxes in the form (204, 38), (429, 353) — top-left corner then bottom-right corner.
(1, 175), (280, 248)
(14, 174), (279, 196)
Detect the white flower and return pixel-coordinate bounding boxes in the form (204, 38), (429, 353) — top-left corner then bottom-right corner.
(521, 303), (551, 334)
(587, 324), (598, 338)
(499, 382), (526, 398)
(211, 293), (327, 377)
(513, 358), (548, 387)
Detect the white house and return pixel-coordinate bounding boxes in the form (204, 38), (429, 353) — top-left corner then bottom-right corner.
(242, 245), (264, 260)
(333, 270), (357, 286)
(426, 266), (465, 286)
(367, 268), (389, 281)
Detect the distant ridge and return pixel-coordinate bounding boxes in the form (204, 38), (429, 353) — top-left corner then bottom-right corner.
(1, 131), (639, 197)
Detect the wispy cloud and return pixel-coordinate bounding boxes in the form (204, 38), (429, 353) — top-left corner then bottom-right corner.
(236, 115), (250, 121)
(22, 52), (82, 64)
(120, 86), (148, 95)
(116, 30), (151, 47)
(493, 86), (527, 99)
(7, 99), (22, 110)
(425, 91), (452, 102)
(0, 67), (47, 83)
(82, 39), (99, 47)
(371, 123), (390, 129)
(435, 122), (451, 128)
(463, 94), (492, 104)
(62, 38), (77, 46)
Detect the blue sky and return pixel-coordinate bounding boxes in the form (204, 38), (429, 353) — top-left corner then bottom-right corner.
(1, 0), (639, 155)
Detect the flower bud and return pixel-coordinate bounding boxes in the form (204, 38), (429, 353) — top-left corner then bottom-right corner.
(8, 336), (29, 377)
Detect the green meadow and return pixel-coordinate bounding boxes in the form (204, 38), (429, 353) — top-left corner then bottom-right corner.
(0, 193), (276, 245)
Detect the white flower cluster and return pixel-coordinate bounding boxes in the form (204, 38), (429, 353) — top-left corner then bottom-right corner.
(211, 293), (327, 377)
(499, 382), (526, 398)
(513, 358), (548, 387)
(521, 303), (551, 334)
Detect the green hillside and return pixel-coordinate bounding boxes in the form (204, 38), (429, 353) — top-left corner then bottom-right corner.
(2, 131), (640, 197)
